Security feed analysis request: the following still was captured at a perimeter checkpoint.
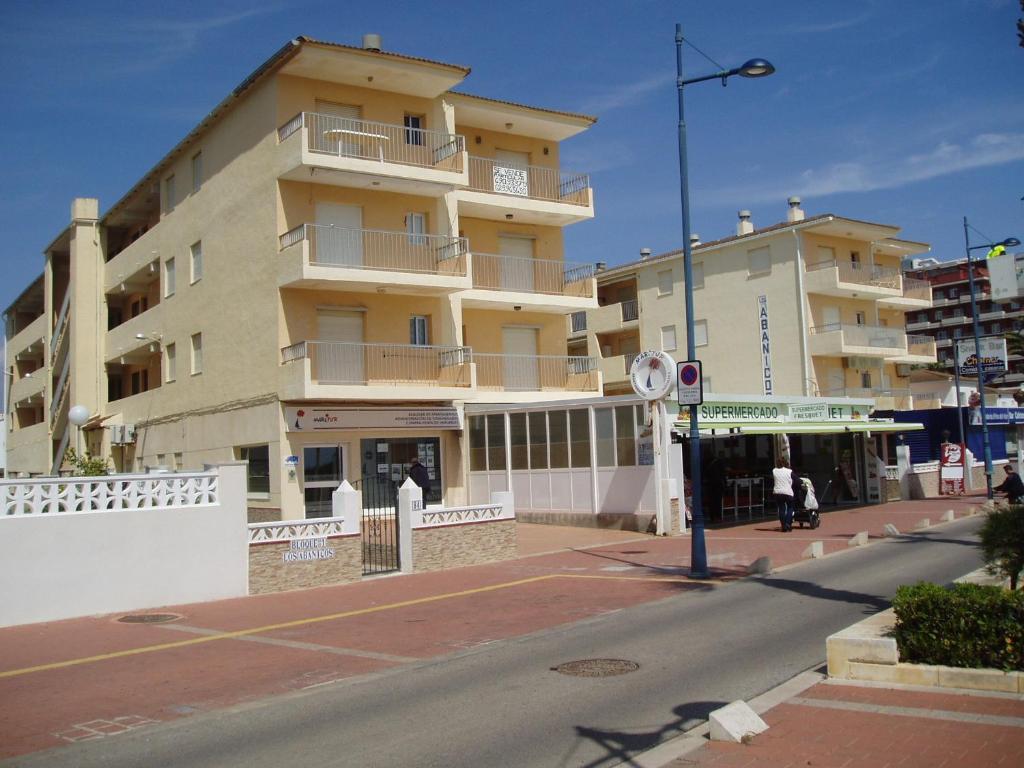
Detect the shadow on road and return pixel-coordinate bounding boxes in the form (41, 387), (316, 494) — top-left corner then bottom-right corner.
(570, 700), (725, 768)
(752, 575), (890, 614)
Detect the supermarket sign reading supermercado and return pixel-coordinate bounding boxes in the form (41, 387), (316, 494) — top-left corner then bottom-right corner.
(682, 400), (869, 424)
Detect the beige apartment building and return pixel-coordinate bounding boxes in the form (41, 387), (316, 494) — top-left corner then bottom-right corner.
(569, 198), (938, 408)
(3, 35), (602, 520)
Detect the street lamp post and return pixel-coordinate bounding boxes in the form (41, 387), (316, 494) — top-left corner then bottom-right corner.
(675, 24), (774, 578)
(962, 218), (1020, 499)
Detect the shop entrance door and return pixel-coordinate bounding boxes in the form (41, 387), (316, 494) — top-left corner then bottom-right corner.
(303, 445), (346, 518)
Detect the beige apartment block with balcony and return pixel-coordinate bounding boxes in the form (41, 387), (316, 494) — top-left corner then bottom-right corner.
(569, 199), (936, 411)
(3, 35), (601, 520)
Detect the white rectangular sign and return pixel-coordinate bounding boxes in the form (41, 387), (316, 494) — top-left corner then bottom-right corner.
(988, 253), (1024, 301)
(955, 337), (1008, 376)
(286, 407), (462, 431)
(757, 295), (773, 395)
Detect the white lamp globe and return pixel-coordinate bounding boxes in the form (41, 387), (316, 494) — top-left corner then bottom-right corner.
(68, 405), (90, 426)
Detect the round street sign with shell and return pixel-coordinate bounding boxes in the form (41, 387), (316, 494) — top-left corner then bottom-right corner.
(630, 350), (676, 401)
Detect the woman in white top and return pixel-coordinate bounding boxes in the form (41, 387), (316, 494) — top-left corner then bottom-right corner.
(772, 457), (795, 532)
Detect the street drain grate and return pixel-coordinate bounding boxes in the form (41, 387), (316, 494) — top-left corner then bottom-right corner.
(117, 613), (180, 624)
(552, 659), (640, 677)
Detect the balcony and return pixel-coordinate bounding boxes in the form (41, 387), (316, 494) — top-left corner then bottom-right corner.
(808, 323), (907, 359)
(7, 313), (46, 360)
(979, 308), (1005, 321)
(456, 156), (594, 225)
(823, 387), (913, 411)
(279, 340), (474, 401)
(9, 372), (44, 410)
(459, 253), (596, 313)
(805, 260), (902, 300)
(939, 315), (969, 326)
(891, 334), (938, 364)
(105, 309), (164, 365)
(585, 300), (640, 336)
(277, 113), (467, 197)
(877, 275), (933, 309)
(472, 353), (600, 401)
(905, 319), (931, 331)
(278, 224), (471, 295)
(5, 421), (50, 475)
(596, 353), (638, 390)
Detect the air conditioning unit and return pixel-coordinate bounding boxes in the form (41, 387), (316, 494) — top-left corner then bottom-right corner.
(109, 425), (124, 445)
(123, 424), (137, 444)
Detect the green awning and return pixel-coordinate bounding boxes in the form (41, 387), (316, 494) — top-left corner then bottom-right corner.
(674, 421), (925, 436)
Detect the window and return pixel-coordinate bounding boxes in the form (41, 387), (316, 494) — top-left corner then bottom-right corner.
(190, 241), (203, 284)
(694, 319), (708, 347)
(509, 412), (528, 470)
(595, 408), (615, 467)
(239, 445), (270, 496)
(164, 174), (175, 213)
(657, 269), (673, 296)
(190, 332), (203, 375)
(529, 411), (548, 470)
(615, 405), (636, 467)
(406, 212), (427, 245)
(937, 330), (948, 340)
(173, 453), (183, 470)
(855, 311), (866, 326)
(953, 327), (963, 338)
(661, 325), (677, 351)
(164, 258), (176, 297)
(569, 409), (590, 468)
(409, 315), (429, 345)
(992, 322), (1002, 333)
(748, 246), (771, 276)
(861, 371), (872, 389)
(191, 152), (202, 193)
(404, 114), (424, 146)
(469, 415), (487, 471)
(130, 296), (148, 318)
(850, 250), (861, 264)
(817, 245), (836, 264)
(916, 312), (928, 322)
(486, 414), (506, 471)
(549, 410), (569, 469)
(165, 343), (176, 382)
(691, 262), (704, 290)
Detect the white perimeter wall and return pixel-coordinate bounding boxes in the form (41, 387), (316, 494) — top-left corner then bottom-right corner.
(0, 464), (249, 627)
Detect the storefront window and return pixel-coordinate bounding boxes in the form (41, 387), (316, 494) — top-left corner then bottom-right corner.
(510, 412), (528, 470)
(487, 414), (506, 471)
(529, 411), (548, 469)
(615, 405), (636, 466)
(239, 445), (270, 495)
(469, 415), (486, 471)
(549, 410), (569, 469)
(596, 407), (615, 467)
(569, 409), (590, 468)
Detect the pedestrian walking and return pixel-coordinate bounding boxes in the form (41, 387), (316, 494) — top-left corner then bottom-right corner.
(772, 457), (795, 532)
(994, 464), (1024, 504)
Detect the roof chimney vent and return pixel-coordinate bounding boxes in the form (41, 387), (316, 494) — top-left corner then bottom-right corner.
(595, 261), (607, 272)
(362, 34), (382, 52)
(737, 210), (754, 236)
(689, 233), (701, 247)
(640, 248), (651, 261)
(787, 196), (805, 223)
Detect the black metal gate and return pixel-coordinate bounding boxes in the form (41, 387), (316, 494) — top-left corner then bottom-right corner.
(360, 479), (400, 575)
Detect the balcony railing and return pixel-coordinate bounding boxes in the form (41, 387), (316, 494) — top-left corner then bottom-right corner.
(282, 341), (471, 388)
(902, 276), (932, 302)
(805, 260), (901, 290)
(282, 112), (466, 172)
(470, 253), (594, 297)
(49, 291), (70, 360)
(621, 299), (639, 322)
(569, 311), (587, 333)
(809, 323), (906, 349)
(474, 354), (598, 392)
(823, 386), (912, 403)
(906, 335), (937, 357)
(280, 224), (468, 276)
(467, 156), (590, 206)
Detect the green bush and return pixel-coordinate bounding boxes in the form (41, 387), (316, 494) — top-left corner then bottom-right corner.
(980, 504), (1024, 590)
(893, 582), (1024, 671)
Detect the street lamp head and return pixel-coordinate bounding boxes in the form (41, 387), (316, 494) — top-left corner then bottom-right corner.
(738, 58), (775, 78)
(1000, 237), (1021, 248)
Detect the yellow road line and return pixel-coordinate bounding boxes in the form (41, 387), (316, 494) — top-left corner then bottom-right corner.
(0, 571), (716, 680)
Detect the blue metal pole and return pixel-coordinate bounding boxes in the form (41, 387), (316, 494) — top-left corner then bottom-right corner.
(676, 23), (709, 578)
(964, 216), (994, 499)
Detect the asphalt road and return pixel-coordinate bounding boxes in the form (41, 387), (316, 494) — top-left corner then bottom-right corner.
(6, 517), (985, 768)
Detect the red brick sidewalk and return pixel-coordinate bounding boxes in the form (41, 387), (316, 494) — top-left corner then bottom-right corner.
(0, 494), (986, 759)
(671, 680), (1024, 768)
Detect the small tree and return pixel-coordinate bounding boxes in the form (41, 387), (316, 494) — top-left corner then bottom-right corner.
(64, 448), (110, 477)
(980, 504), (1024, 590)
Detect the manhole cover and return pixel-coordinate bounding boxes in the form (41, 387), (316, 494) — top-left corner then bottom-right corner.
(117, 613), (180, 624)
(553, 659), (640, 677)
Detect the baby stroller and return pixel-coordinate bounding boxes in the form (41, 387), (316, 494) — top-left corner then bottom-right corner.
(792, 476), (820, 529)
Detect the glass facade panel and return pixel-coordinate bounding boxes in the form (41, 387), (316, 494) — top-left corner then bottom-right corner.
(469, 415), (486, 471)
(569, 409), (590, 468)
(596, 407), (615, 467)
(240, 445), (269, 495)
(486, 414), (506, 471)
(510, 412), (528, 470)
(529, 411), (548, 469)
(615, 405), (636, 466)
(549, 410), (569, 468)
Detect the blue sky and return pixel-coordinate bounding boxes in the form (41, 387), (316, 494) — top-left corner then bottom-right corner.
(1, 0), (1022, 318)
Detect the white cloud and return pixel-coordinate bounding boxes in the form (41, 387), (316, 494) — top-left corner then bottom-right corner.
(711, 132), (1024, 203)
(576, 73), (674, 115)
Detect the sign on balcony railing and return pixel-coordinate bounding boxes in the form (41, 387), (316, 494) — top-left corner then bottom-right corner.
(492, 165), (529, 196)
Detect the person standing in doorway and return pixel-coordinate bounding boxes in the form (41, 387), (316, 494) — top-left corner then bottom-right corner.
(772, 457), (795, 532)
(408, 456), (431, 497)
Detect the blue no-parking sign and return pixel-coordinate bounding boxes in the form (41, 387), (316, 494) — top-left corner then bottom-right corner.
(676, 360), (703, 406)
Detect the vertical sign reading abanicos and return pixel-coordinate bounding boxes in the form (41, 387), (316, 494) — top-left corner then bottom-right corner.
(758, 295), (773, 395)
